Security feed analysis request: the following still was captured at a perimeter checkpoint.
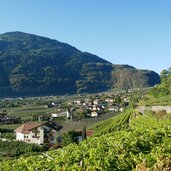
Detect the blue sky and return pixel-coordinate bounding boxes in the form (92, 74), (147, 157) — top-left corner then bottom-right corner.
(0, 0), (171, 74)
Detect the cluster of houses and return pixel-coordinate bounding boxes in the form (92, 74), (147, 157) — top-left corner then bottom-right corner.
(0, 92), (132, 145)
(50, 93), (130, 119)
(14, 93), (130, 145)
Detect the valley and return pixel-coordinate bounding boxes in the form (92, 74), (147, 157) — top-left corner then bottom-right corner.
(0, 33), (170, 171)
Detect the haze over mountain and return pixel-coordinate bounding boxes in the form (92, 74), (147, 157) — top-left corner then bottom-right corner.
(0, 32), (160, 97)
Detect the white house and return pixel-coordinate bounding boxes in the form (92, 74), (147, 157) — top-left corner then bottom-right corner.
(51, 113), (58, 118)
(109, 106), (119, 112)
(105, 98), (114, 103)
(93, 99), (99, 105)
(91, 111), (98, 117)
(15, 121), (62, 145)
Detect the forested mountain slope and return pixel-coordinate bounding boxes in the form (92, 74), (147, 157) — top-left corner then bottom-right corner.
(0, 32), (160, 96)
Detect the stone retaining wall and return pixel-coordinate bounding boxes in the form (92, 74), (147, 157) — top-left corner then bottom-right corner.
(137, 106), (171, 114)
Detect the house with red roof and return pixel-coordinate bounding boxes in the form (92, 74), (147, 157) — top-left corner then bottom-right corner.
(15, 121), (62, 145)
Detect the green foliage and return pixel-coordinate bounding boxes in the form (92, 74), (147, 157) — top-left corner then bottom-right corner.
(0, 123), (170, 170)
(0, 128), (15, 140)
(142, 67), (171, 105)
(0, 109), (171, 170)
(77, 63), (113, 93)
(73, 107), (88, 120)
(62, 130), (80, 147)
(0, 140), (47, 159)
(160, 69), (169, 82)
(0, 132), (15, 140)
(92, 109), (142, 135)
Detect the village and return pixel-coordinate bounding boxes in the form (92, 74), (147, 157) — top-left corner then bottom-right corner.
(0, 90), (132, 121)
(51, 92), (130, 119)
(0, 90), (139, 147)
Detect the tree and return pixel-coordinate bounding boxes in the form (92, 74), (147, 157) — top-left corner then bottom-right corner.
(160, 69), (169, 82)
(73, 108), (88, 120)
(62, 131), (79, 147)
(82, 126), (87, 140)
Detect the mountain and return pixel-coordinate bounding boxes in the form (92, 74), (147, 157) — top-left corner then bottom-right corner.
(0, 31), (160, 97)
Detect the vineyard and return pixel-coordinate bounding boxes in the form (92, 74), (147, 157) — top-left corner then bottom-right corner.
(0, 109), (171, 170)
(92, 109), (141, 135)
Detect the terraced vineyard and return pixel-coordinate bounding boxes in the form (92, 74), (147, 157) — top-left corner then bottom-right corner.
(0, 109), (171, 170)
(92, 108), (141, 135)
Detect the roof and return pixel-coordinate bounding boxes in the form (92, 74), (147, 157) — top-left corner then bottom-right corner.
(15, 121), (63, 134)
(86, 130), (94, 137)
(44, 121), (63, 131)
(14, 122), (43, 134)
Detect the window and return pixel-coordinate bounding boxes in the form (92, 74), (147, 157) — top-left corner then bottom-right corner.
(24, 135), (28, 139)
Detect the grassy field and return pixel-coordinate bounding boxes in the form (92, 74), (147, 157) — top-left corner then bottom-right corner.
(138, 95), (171, 106)
(2, 105), (58, 121)
(61, 112), (118, 133)
(0, 111), (118, 135)
(0, 123), (21, 130)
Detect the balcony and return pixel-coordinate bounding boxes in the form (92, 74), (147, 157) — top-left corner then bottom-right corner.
(32, 130), (40, 133)
(32, 136), (40, 139)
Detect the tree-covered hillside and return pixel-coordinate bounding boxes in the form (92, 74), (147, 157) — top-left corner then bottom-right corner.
(140, 67), (171, 105)
(149, 68), (171, 98)
(0, 32), (160, 96)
